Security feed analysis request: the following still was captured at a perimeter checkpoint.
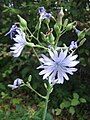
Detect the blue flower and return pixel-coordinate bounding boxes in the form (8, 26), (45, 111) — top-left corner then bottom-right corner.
(8, 78), (23, 90)
(10, 29), (27, 57)
(38, 6), (53, 20)
(5, 24), (19, 39)
(43, 13), (52, 19)
(69, 41), (78, 50)
(37, 49), (79, 85)
(38, 7), (46, 14)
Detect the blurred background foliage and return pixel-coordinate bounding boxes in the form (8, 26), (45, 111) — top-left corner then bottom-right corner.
(0, 0), (90, 120)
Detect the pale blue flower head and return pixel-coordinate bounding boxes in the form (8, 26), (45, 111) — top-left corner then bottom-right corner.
(5, 24), (19, 39)
(69, 41), (78, 50)
(8, 78), (23, 90)
(10, 29), (27, 57)
(37, 49), (79, 85)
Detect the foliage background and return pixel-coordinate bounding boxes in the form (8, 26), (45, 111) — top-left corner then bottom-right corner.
(0, 0), (90, 120)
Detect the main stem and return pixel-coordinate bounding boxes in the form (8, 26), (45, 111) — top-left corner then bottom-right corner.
(43, 89), (50, 120)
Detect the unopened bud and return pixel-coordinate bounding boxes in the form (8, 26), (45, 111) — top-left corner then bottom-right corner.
(66, 21), (77, 31)
(26, 42), (35, 47)
(28, 75), (32, 82)
(79, 38), (86, 47)
(57, 7), (64, 29)
(63, 19), (68, 28)
(77, 28), (86, 41)
(59, 7), (64, 18)
(17, 15), (27, 30)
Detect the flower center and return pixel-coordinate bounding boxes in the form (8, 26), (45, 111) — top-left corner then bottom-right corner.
(55, 61), (62, 70)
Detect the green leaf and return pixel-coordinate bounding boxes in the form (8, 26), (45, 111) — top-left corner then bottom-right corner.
(60, 100), (71, 109)
(12, 98), (22, 105)
(69, 107), (75, 115)
(85, 49), (89, 56)
(1, 92), (8, 99)
(55, 108), (61, 115)
(71, 99), (80, 106)
(80, 98), (86, 103)
(73, 93), (79, 99)
(79, 57), (87, 67)
(46, 113), (53, 120)
(64, 101), (71, 108)
(60, 102), (65, 109)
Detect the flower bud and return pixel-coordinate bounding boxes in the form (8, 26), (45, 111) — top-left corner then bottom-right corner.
(28, 75), (32, 82)
(77, 28), (86, 41)
(48, 33), (55, 44)
(54, 23), (60, 36)
(63, 19), (68, 29)
(41, 32), (47, 41)
(57, 7), (64, 27)
(58, 7), (64, 18)
(26, 42), (35, 47)
(66, 21), (77, 31)
(17, 15), (27, 30)
(79, 38), (86, 47)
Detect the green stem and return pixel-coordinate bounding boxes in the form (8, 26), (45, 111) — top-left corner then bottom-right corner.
(26, 42), (48, 51)
(37, 20), (41, 40)
(27, 27), (42, 45)
(43, 90), (50, 120)
(43, 84), (53, 120)
(32, 47), (40, 62)
(25, 83), (46, 99)
(55, 30), (66, 47)
(34, 44), (48, 50)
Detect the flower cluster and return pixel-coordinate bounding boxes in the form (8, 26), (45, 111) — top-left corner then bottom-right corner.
(5, 6), (84, 88)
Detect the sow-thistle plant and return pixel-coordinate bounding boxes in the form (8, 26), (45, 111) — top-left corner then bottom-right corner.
(5, 6), (86, 120)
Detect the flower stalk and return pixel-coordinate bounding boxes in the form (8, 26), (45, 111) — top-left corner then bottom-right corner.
(25, 83), (46, 99)
(43, 84), (53, 120)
